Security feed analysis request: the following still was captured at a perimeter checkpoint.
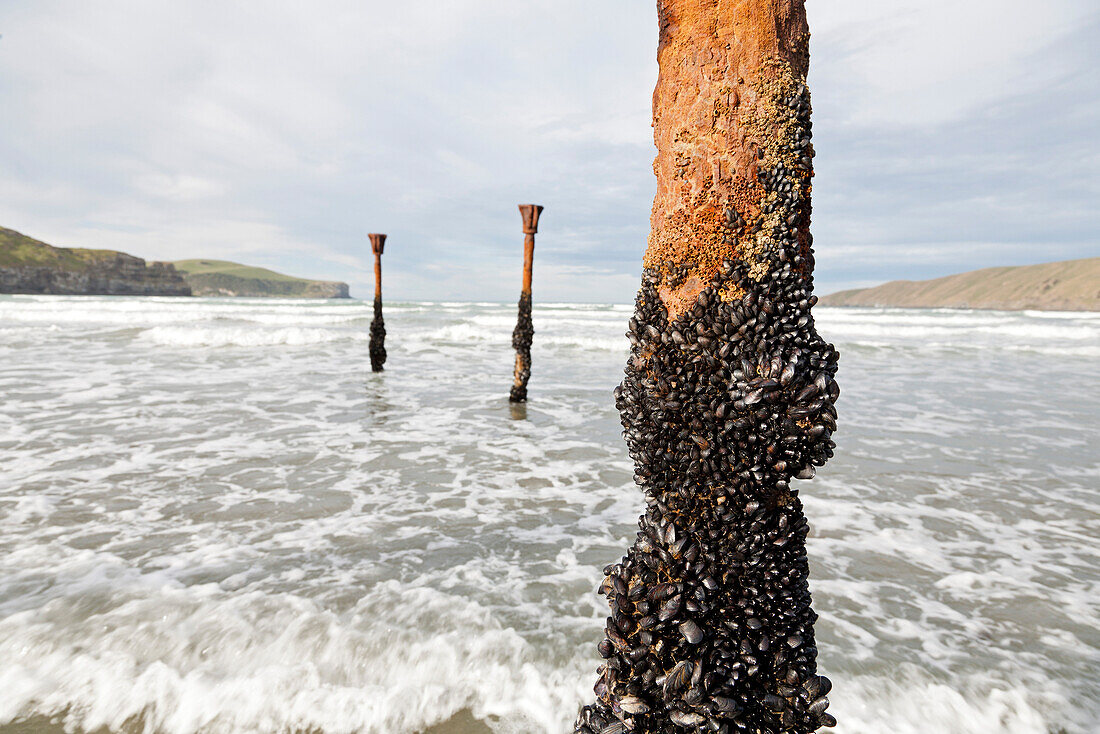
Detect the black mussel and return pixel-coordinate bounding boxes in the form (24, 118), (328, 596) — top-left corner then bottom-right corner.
(669, 710), (706, 728)
(619, 695), (650, 715)
(664, 660), (693, 694)
(680, 619), (703, 644)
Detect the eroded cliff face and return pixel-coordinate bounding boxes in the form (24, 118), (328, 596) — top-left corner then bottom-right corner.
(0, 252), (192, 296)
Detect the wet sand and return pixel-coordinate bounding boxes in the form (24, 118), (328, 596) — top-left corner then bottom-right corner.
(0, 709), (492, 734)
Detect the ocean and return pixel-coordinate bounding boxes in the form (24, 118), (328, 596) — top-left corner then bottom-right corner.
(0, 296), (1097, 734)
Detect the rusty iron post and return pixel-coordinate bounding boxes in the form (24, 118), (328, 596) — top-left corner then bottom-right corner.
(509, 204), (542, 402)
(369, 233), (387, 372)
(573, 2), (839, 734)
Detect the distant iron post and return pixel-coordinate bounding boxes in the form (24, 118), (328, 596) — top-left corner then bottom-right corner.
(572, 2), (839, 734)
(510, 204), (543, 403)
(369, 233), (387, 372)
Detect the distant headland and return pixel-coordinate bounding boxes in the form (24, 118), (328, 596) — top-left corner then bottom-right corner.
(0, 226), (350, 298)
(172, 260), (349, 298)
(822, 258), (1099, 312)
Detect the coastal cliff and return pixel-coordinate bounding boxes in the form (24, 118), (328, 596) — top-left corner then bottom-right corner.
(822, 258), (1100, 312)
(0, 227), (191, 296)
(1, 227), (350, 299)
(172, 260), (350, 298)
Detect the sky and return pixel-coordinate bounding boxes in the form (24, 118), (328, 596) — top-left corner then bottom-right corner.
(0, 0), (1096, 302)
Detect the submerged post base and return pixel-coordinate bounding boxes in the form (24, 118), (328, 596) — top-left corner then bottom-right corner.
(369, 296), (386, 372)
(510, 292), (533, 402)
(573, 258), (838, 734)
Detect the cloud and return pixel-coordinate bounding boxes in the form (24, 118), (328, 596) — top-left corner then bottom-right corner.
(810, 0), (1095, 126)
(0, 0), (1095, 301)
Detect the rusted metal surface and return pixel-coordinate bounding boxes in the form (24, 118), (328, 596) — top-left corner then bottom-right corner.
(510, 205), (543, 403)
(369, 233), (387, 373)
(573, 2), (839, 733)
(645, 0), (812, 323)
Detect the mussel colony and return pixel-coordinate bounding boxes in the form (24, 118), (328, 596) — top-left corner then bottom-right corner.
(572, 15), (840, 730)
(369, 296), (386, 372)
(510, 292), (534, 402)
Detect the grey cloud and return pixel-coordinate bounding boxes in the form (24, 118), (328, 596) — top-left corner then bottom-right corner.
(0, 0), (1095, 302)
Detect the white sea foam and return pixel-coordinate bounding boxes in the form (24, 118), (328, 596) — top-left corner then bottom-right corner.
(0, 585), (1079, 734)
(828, 673), (1078, 734)
(0, 296), (372, 329)
(0, 555), (586, 734)
(814, 307), (1100, 351)
(139, 325), (367, 347)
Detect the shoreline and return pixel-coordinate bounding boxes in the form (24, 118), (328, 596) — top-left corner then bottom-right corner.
(0, 709), (493, 734)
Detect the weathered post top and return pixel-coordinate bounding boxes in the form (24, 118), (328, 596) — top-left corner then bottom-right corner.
(647, 0), (812, 322)
(369, 233), (387, 256)
(519, 205), (543, 235)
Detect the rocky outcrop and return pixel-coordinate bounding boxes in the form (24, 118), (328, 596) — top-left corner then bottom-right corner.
(0, 227), (191, 296)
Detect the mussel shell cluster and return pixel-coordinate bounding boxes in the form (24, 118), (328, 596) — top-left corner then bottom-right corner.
(510, 291), (534, 402)
(574, 83), (838, 734)
(369, 296), (387, 372)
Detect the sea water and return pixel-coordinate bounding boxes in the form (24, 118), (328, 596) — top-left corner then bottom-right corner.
(0, 296), (1097, 734)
